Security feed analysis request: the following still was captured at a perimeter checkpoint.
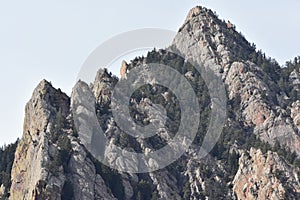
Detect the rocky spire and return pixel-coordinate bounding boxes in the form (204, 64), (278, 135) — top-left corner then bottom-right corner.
(120, 60), (128, 79)
(175, 6), (255, 74)
(9, 80), (70, 200)
(4, 5), (300, 200)
(92, 68), (117, 105)
(173, 6), (300, 156)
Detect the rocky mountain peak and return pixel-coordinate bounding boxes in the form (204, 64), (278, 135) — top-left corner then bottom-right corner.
(173, 6), (300, 157)
(92, 68), (117, 104)
(176, 6), (255, 72)
(120, 60), (128, 78)
(2, 5), (300, 200)
(184, 6), (213, 23)
(9, 79), (70, 200)
(23, 79), (70, 137)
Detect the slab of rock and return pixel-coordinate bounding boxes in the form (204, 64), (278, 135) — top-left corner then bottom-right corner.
(233, 148), (300, 200)
(120, 60), (128, 79)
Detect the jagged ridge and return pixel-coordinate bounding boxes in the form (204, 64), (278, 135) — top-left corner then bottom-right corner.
(1, 5), (300, 200)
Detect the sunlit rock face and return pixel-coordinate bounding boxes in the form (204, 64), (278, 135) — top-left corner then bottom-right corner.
(5, 5), (300, 200)
(233, 148), (300, 200)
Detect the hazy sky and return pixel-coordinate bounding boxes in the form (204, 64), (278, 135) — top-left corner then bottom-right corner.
(0, 0), (300, 145)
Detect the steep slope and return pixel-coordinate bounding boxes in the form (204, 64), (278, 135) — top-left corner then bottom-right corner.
(172, 6), (300, 155)
(0, 141), (18, 199)
(9, 80), (70, 199)
(4, 5), (300, 200)
(233, 148), (300, 199)
(9, 80), (117, 200)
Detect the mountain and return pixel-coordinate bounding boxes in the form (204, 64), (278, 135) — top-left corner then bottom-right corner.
(1, 5), (300, 200)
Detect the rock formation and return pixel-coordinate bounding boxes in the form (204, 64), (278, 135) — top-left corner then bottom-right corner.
(0, 185), (5, 198)
(173, 6), (300, 155)
(2, 5), (300, 200)
(233, 148), (300, 200)
(9, 80), (70, 200)
(120, 60), (128, 79)
(9, 80), (117, 199)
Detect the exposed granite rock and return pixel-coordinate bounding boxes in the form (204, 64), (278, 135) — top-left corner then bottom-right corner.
(10, 80), (117, 200)
(92, 68), (116, 105)
(174, 6), (246, 75)
(184, 148), (233, 200)
(68, 138), (116, 200)
(149, 170), (181, 200)
(71, 80), (110, 168)
(173, 6), (300, 155)
(290, 69), (300, 86)
(0, 184), (5, 198)
(233, 148), (300, 200)
(291, 100), (300, 130)
(225, 62), (300, 155)
(5, 5), (300, 200)
(9, 80), (69, 200)
(120, 60), (128, 79)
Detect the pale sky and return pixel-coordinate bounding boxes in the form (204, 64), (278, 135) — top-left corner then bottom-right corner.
(0, 0), (300, 146)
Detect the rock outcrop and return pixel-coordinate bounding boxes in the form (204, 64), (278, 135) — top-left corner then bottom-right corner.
(0, 184), (5, 198)
(92, 68), (115, 105)
(290, 69), (300, 86)
(173, 6), (300, 155)
(224, 62), (300, 155)
(3, 5), (300, 200)
(291, 100), (300, 131)
(68, 138), (116, 200)
(120, 60), (128, 79)
(9, 80), (70, 200)
(9, 80), (117, 200)
(233, 148), (300, 200)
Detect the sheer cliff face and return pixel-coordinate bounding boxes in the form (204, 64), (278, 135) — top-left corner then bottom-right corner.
(7, 6), (300, 200)
(233, 148), (300, 200)
(9, 79), (117, 200)
(10, 80), (70, 200)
